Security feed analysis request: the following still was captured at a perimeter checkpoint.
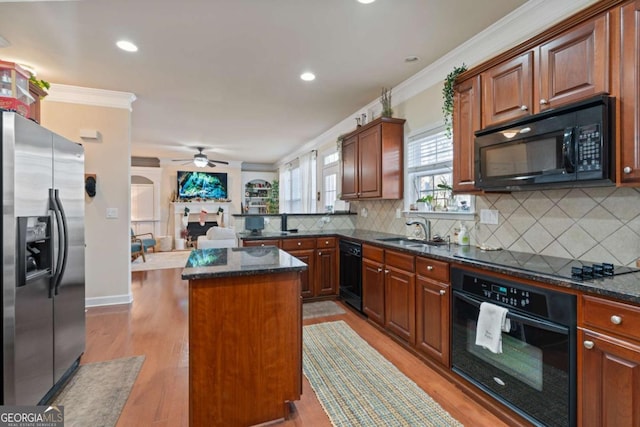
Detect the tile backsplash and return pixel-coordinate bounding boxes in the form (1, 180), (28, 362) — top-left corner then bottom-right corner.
(352, 186), (640, 267)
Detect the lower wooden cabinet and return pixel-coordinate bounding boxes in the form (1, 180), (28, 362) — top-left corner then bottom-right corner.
(244, 236), (337, 300)
(414, 256), (451, 367)
(384, 251), (415, 344)
(363, 256), (385, 326)
(578, 328), (640, 427)
(578, 294), (640, 427)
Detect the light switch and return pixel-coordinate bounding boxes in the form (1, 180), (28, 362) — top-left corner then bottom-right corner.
(106, 208), (118, 219)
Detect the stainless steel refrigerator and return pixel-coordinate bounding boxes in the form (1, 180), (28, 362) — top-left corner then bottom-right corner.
(1, 111), (85, 405)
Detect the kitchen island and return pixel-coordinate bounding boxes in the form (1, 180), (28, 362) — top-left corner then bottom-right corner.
(182, 246), (307, 427)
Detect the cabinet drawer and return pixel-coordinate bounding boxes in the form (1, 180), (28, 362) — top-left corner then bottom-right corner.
(363, 244), (384, 263)
(582, 295), (640, 342)
(243, 239), (281, 248)
(316, 237), (336, 248)
(416, 257), (450, 283)
(281, 237), (316, 251)
(385, 250), (414, 273)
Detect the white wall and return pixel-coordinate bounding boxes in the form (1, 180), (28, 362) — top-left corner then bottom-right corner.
(41, 97), (133, 306)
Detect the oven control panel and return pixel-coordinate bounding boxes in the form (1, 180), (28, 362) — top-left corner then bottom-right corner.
(460, 275), (549, 317)
(577, 123), (602, 172)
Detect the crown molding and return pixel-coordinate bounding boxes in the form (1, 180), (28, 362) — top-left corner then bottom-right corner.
(45, 83), (137, 111)
(277, 0), (598, 167)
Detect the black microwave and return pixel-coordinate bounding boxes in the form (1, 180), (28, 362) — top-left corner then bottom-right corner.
(474, 95), (614, 191)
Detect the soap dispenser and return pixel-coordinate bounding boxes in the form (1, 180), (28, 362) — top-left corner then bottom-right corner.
(458, 221), (470, 246)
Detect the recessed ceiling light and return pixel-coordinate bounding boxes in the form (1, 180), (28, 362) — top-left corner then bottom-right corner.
(404, 56), (420, 63)
(300, 72), (316, 82)
(357, 0), (376, 4)
(116, 40), (138, 52)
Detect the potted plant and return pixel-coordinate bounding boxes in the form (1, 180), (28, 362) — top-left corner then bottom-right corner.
(442, 64), (467, 138)
(380, 87), (393, 118)
(436, 179), (456, 211)
(416, 195), (433, 211)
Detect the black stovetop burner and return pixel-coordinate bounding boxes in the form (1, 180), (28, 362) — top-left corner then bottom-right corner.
(454, 249), (639, 281)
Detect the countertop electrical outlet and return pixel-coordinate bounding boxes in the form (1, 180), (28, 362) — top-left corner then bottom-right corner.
(480, 209), (499, 225)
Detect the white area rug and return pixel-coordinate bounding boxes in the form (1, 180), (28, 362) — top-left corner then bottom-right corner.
(131, 251), (191, 272)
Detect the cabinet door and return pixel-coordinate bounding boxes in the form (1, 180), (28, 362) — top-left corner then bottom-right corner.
(315, 247), (337, 296)
(384, 266), (415, 344)
(289, 249), (315, 299)
(363, 257), (385, 326)
(579, 328), (640, 427)
(340, 135), (359, 199)
(619, 0), (640, 184)
(482, 51), (533, 127)
(452, 76), (481, 193)
(358, 125), (382, 198)
(538, 14), (609, 110)
(415, 276), (450, 367)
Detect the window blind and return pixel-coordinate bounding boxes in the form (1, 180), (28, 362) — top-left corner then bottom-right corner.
(407, 127), (452, 173)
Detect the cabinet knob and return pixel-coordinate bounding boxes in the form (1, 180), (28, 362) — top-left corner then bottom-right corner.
(427, 265), (434, 271)
(520, 105), (528, 111)
(439, 290), (446, 296)
(384, 269), (389, 274)
(540, 99), (548, 105)
(297, 242), (301, 246)
(261, 244), (265, 247)
(583, 340), (595, 350)
(610, 315), (622, 325)
(318, 251), (322, 256)
(325, 240), (329, 245)
(624, 166), (632, 174)
(377, 267), (383, 273)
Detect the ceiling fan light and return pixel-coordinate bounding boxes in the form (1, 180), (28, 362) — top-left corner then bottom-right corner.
(193, 155), (208, 167)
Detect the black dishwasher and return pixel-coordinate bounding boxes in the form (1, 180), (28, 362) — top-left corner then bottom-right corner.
(339, 240), (362, 312)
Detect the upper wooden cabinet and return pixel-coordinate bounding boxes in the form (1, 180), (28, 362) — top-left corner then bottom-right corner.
(538, 14), (610, 110)
(481, 51), (534, 126)
(481, 14), (609, 128)
(619, 0), (640, 184)
(452, 76), (481, 193)
(340, 117), (405, 200)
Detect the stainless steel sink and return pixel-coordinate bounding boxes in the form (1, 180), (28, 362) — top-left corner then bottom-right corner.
(376, 237), (449, 248)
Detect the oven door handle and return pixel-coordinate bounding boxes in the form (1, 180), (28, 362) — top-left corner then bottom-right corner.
(453, 291), (569, 335)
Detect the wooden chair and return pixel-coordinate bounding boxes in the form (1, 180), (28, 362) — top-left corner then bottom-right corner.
(131, 238), (146, 262)
(131, 229), (157, 253)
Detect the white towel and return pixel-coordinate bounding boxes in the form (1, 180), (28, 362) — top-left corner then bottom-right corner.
(475, 302), (511, 354)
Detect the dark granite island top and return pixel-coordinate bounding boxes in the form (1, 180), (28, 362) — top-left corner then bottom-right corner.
(181, 246), (307, 280)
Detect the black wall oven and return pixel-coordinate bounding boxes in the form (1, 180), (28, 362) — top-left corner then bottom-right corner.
(451, 267), (576, 427)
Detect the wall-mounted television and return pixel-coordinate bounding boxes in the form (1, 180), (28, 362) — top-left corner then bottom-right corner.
(177, 171), (228, 200)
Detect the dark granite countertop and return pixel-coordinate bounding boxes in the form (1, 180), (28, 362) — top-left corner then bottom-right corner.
(239, 229), (640, 304)
(181, 246), (307, 280)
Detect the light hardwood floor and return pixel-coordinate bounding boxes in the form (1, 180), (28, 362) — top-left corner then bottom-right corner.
(84, 268), (508, 427)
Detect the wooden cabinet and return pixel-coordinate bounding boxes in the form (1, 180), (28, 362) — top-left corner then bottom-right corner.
(340, 117), (405, 200)
(452, 76), (481, 193)
(242, 236), (336, 300)
(362, 244), (385, 326)
(415, 257), (451, 367)
(481, 51), (533, 126)
(619, 0), (640, 184)
(384, 250), (415, 344)
(578, 294), (640, 426)
(538, 14), (609, 111)
(362, 244), (416, 344)
(316, 238), (338, 297)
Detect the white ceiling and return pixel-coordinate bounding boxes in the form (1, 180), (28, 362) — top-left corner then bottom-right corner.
(0, 0), (527, 165)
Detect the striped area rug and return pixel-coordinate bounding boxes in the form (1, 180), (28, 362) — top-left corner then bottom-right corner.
(303, 321), (462, 427)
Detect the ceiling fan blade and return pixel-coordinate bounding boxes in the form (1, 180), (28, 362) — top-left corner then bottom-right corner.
(206, 161), (217, 168)
(209, 159), (229, 165)
(172, 158), (193, 162)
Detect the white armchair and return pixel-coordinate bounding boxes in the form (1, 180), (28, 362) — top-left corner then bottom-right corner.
(197, 226), (238, 249)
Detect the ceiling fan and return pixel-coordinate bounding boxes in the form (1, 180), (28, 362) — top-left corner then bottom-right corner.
(172, 147), (229, 168)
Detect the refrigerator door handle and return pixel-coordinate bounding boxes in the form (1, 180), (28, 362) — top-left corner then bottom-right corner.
(53, 189), (69, 296)
(49, 188), (65, 297)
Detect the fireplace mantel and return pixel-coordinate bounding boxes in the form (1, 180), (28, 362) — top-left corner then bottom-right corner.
(171, 201), (231, 242)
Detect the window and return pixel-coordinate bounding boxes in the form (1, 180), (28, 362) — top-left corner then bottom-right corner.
(322, 148), (339, 212)
(407, 126), (473, 212)
(280, 162), (301, 213)
(280, 151), (316, 213)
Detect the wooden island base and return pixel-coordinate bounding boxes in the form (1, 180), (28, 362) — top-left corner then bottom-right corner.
(186, 252), (304, 427)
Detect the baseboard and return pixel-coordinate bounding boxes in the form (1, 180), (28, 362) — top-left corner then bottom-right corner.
(85, 293), (133, 308)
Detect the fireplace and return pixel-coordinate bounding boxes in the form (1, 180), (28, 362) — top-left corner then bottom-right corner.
(186, 221), (218, 239)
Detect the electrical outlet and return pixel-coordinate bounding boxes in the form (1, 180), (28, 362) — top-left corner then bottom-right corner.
(361, 207), (368, 218)
(395, 208), (402, 219)
(480, 209), (499, 225)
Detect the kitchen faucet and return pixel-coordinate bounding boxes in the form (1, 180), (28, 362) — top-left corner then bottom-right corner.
(406, 217), (430, 241)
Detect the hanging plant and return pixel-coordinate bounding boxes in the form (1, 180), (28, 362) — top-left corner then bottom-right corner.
(442, 64), (467, 138)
